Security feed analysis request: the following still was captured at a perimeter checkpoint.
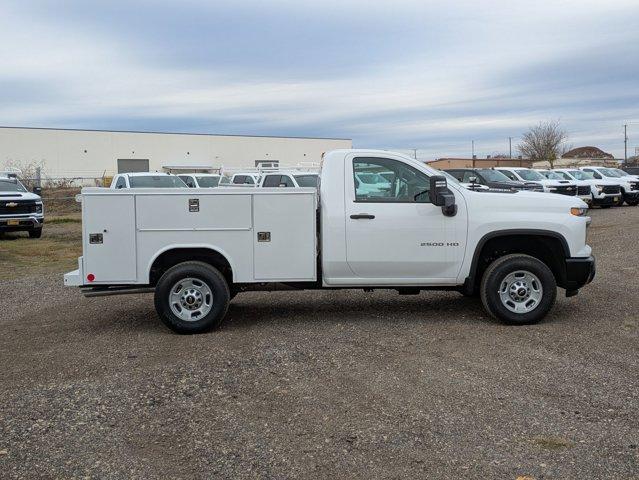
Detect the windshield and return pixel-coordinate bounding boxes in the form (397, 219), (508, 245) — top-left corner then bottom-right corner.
(196, 176), (220, 187)
(600, 168), (622, 178)
(567, 170), (591, 180)
(294, 174), (319, 187)
(612, 168), (630, 177)
(515, 169), (545, 181)
(0, 178), (27, 192)
(540, 171), (565, 180)
(477, 169), (512, 182)
(129, 175), (187, 188)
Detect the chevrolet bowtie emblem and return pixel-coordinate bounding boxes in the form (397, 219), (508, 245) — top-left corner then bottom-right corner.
(6, 202), (18, 207)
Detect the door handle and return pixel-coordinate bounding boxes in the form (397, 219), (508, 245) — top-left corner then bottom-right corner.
(350, 214), (375, 219)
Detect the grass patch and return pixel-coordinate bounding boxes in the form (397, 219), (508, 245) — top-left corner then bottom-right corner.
(0, 221), (82, 279)
(532, 436), (573, 450)
(47, 216), (82, 224)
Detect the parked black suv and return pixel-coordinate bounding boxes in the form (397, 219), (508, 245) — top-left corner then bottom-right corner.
(445, 168), (538, 191)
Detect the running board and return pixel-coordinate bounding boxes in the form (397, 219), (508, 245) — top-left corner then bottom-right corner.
(81, 286), (154, 297)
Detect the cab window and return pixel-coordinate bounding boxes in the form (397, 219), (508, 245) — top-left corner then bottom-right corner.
(114, 176), (127, 189)
(353, 157), (430, 203)
(462, 171), (478, 183)
(179, 175), (196, 188)
(262, 175), (281, 187)
(500, 170), (518, 181)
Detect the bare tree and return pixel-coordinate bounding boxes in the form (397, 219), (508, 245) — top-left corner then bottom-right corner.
(518, 120), (568, 168)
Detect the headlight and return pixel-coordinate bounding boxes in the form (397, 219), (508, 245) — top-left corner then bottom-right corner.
(595, 185), (604, 192)
(35, 202), (43, 213)
(570, 206), (588, 216)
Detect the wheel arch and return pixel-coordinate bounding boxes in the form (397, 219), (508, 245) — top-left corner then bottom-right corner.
(147, 245), (235, 286)
(465, 229), (569, 293)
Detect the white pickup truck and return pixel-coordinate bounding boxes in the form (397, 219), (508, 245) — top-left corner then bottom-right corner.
(64, 149), (595, 334)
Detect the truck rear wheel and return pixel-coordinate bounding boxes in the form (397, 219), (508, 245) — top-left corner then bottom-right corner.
(154, 261), (230, 334)
(480, 254), (556, 325)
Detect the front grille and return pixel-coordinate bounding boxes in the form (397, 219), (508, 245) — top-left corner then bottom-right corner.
(523, 184), (543, 192)
(0, 200), (37, 215)
(553, 186), (577, 196)
(577, 186), (590, 195)
(603, 185), (621, 194)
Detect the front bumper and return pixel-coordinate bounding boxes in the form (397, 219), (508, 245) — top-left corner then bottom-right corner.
(0, 215), (44, 232)
(564, 256), (595, 292)
(623, 190), (639, 201)
(592, 195), (620, 206)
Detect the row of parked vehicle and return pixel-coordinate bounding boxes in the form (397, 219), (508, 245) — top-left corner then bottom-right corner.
(443, 166), (639, 207)
(110, 170), (320, 190)
(109, 166), (639, 209)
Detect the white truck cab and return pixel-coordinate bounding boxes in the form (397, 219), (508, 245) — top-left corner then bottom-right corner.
(178, 174), (221, 188)
(0, 173), (44, 238)
(496, 167), (577, 196)
(65, 149), (594, 334)
(579, 166), (639, 206)
(553, 168), (622, 208)
(111, 172), (187, 189)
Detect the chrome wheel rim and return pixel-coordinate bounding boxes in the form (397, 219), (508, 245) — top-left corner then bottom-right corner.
(498, 270), (543, 314)
(169, 277), (213, 322)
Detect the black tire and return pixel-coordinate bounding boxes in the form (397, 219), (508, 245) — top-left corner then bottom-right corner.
(625, 200), (639, 206)
(480, 254), (556, 325)
(28, 228), (42, 239)
(154, 261), (230, 334)
(600, 205), (612, 209)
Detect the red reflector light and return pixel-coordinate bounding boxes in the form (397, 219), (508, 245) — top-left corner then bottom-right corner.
(87, 274), (95, 282)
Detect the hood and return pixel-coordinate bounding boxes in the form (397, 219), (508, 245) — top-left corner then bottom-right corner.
(0, 191), (41, 201)
(460, 187), (587, 211)
(538, 179), (572, 187)
(486, 180), (522, 189)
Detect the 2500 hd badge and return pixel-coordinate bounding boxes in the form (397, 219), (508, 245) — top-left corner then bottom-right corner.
(421, 242), (461, 247)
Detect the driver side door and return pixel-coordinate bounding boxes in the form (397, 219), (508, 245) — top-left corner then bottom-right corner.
(344, 155), (467, 283)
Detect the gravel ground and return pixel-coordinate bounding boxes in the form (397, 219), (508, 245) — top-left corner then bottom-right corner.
(1, 206), (638, 479)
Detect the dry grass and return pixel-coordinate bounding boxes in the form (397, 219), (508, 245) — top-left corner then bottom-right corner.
(0, 215), (82, 278)
(42, 188), (82, 216)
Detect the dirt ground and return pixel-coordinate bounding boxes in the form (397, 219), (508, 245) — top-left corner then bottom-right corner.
(0, 206), (637, 479)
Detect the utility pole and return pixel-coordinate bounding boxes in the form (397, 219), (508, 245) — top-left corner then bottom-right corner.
(624, 124), (628, 165)
(471, 140), (475, 168)
(508, 137), (513, 159)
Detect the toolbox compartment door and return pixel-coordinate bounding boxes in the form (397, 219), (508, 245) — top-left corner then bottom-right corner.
(253, 192), (316, 281)
(83, 194), (137, 283)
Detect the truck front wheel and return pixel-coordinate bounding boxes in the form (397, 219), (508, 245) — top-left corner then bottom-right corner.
(28, 228), (42, 238)
(154, 261), (230, 334)
(480, 254), (556, 325)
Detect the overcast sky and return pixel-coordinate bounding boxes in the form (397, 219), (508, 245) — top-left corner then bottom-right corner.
(1, 0), (638, 158)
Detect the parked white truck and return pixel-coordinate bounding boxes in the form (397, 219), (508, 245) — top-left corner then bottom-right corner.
(64, 150), (595, 333)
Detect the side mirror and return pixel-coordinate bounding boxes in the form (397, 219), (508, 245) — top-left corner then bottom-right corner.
(428, 176), (457, 217)
(468, 176), (477, 184)
(278, 183), (288, 188)
(32, 186), (42, 195)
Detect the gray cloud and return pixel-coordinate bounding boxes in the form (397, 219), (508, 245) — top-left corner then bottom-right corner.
(1, 0), (638, 158)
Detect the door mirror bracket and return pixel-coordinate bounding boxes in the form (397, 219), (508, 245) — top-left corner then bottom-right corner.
(428, 176), (457, 217)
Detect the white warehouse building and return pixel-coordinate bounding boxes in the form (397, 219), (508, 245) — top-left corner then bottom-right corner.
(0, 126), (352, 179)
